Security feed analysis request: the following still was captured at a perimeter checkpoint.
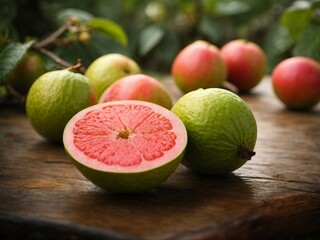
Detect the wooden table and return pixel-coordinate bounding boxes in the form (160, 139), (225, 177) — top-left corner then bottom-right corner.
(1, 77), (319, 240)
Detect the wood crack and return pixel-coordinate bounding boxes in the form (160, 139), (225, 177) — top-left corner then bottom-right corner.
(281, 187), (320, 194)
(241, 176), (317, 185)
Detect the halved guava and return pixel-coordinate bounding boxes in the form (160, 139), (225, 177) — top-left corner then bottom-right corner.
(63, 100), (187, 193)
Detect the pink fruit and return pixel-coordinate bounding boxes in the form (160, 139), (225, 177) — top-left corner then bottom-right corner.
(63, 100), (187, 193)
(272, 57), (320, 110)
(171, 40), (227, 93)
(99, 74), (173, 109)
(220, 39), (266, 93)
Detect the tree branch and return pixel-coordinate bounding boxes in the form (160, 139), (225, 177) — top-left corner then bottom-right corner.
(34, 22), (69, 49)
(33, 46), (72, 68)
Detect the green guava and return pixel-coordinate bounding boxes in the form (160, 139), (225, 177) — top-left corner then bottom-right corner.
(85, 53), (141, 98)
(171, 88), (257, 175)
(26, 66), (97, 143)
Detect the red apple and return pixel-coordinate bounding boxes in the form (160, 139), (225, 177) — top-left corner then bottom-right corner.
(220, 39), (266, 93)
(99, 74), (173, 109)
(272, 57), (320, 111)
(171, 40), (227, 93)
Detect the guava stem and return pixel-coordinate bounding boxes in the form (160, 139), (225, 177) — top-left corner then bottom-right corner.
(67, 59), (85, 74)
(238, 144), (255, 160)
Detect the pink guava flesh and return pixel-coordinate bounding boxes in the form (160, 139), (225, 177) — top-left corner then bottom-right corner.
(63, 101), (187, 173)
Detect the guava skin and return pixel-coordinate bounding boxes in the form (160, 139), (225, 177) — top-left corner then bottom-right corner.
(171, 40), (227, 93)
(220, 39), (266, 93)
(99, 74), (173, 109)
(26, 69), (97, 143)
(63, 100), (188, 193)
(171, 88), (257, 175)
(68, 150), (184, 194)
(272, 57), (320, 111)
(85, 53), (141, 98)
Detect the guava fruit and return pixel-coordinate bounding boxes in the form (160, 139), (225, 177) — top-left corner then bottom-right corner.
(7, 51), (46, 95)
(26, 65), (97, 143)
(85, 53), (141, 98)
(220, 39), (266, 93)
(171, 88), (257, 175)
(272, 57), (320, 111)
(171, 40), (227, 93)
(99, 74), (173, 109)
(63, 100), (187, 193)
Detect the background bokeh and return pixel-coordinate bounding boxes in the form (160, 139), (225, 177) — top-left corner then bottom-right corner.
(1, 0), (320, 73)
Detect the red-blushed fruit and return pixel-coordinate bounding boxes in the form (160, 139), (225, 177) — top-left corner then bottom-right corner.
(99, 74), (173, 109)
(171, 40), (227, 93)
(272, 57), (320, 111)
(63, 100), (187, 193)
(220, 39), (266, 93)
(85, 53), (141, 98)
(7, 51), (46, 95)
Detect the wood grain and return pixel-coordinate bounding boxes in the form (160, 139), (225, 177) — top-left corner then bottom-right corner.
(0, 77), (319, 240)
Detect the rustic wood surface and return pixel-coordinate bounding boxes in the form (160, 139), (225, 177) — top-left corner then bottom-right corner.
(0, 77), (319, 240)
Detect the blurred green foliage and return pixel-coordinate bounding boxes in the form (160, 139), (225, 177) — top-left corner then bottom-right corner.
(1, 0), (320, 77)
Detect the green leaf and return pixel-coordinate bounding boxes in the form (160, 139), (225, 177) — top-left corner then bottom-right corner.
(215, 1), (250, 16)
(264, 24), (293, 58)
(293, 24), (320, 61)
(89, 18), (128, 46)
(263, 23), (295, 73)
(154, 28), (180, 64)
(139, 25), (165, 56)
(199, 14), (223, 42)
(0, 0), (16, 25)
(311, 0), (320, 9)
(281, 2), (313, 41)
(0, 41), (34, 85)
(56, 8), (94, 25)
